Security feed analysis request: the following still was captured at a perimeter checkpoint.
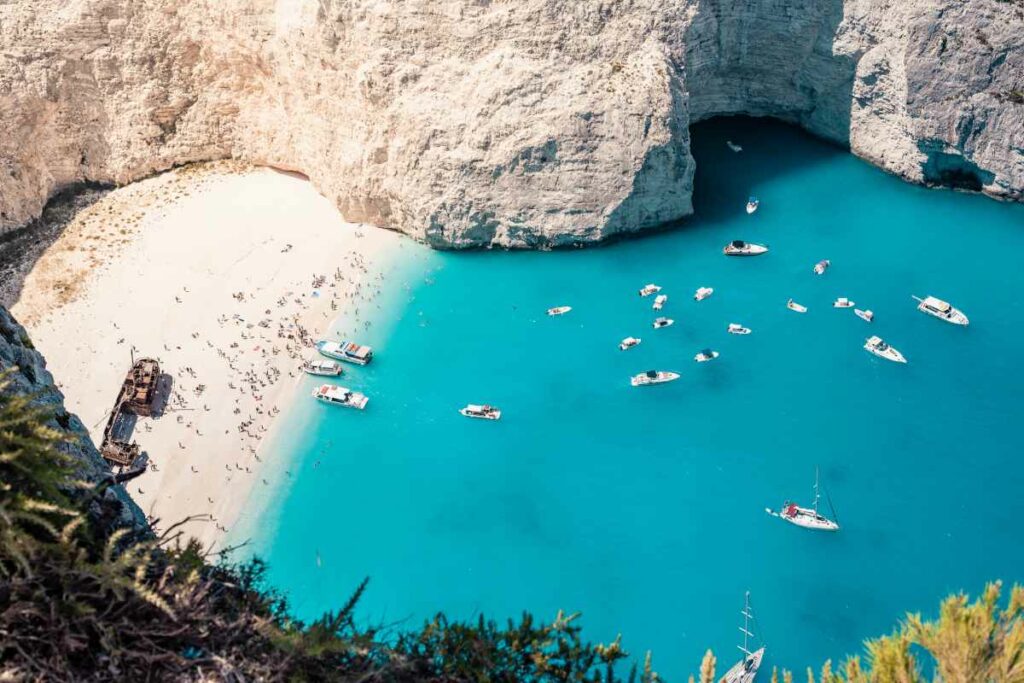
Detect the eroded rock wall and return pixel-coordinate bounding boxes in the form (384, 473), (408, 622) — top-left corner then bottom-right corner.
(1, 0), (1021, 248)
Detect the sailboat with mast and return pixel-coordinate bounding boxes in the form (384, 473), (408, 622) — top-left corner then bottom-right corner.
(722, 591), (765, 683)
(766, 468), (840, 531)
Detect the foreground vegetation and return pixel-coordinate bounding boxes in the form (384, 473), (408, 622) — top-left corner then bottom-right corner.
(1, 371), (1023, 681)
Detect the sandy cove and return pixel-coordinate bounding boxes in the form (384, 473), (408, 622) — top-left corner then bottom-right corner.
(11, 163), (405, 549)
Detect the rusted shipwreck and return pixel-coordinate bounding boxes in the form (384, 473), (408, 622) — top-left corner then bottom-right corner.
(100, 357), (160, 467)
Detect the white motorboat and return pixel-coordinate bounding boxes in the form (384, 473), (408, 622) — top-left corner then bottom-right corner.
(813, 259), (831, 275)
(652, 317), (674, 329)
(638, 283), (662, 297)
(459, 404), (501, 420)
(913, 295), (969, 326)
(745, 197), (759, 214)
(723, 240), (769, 256)
(316, 339), (373, 365)
(787, 299), (807, 313)
(694, 286), (714, 301)
(630, 370), (680, 387)
(766, 468), (840, 532)
(727, 140), (743, 153)
(854, 308), (874, 323)
(864, 335), (907, 363)
(653, 294), (668, 310)
(728, 323), (751, 335)
(547, 306), (572, 316)
(833, 297), (855, 308)
(694, 348), (720, 362)
(301, 359), (343, 377)
(619, 336), (642, 351)
(312, 384), (368, 410)
(721, 592), (766, 683)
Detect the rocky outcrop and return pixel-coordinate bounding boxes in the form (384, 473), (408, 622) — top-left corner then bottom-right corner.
(0, 305), (145, 528)
(0, 0), (1021, 248)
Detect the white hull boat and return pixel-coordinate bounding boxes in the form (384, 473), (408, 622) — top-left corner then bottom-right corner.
(854, 308), (874, 323)
(312, 384), (368, 410)
(787, 299), (808, 313)
(723, 240), (769, 256)
(813, 259), (831, 275)
(631, 370), (680, 387)
(653, 294), (668, 310)
(694, 287), (714, 301)
(302, 359), (343, 377)
(638, 284), (662, 297)
(913, 295), (969, 326)
(721, 592), (765, 683)
(727, 140), (743, 153)
(864, 335), (906, 363)
(767, 468), (839, 532)
(460, 404), (501, 420)
(833, 297), (855, 308)
(547, 306), (572, 316)
(746, 197), (759, 214)
(728, 323), (751, 335)
(619, 337), (642, 351)
(316, 339), (373, 365)
(652, 317), (674, 329)
(694, 349), (720, 362)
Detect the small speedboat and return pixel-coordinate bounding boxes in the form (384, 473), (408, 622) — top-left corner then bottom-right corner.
(694, 348), (720, 363)
(460, 404), (501, 420)
(833, 297), (855, 309)
(312, 384), (368, 410)
(913, 295), (969, 326)
(653, 294), (668, 310)
(864, 335), (907, 363)
(726, 140), (743, 153)
(302, 359), (343, 377)
(787, 299), (807, 313)
(694, 286), (714, 301)
(638, 284), (662, 297)
(728, 323), (751, 335)
(316, 339), (373, 365)
(813, 259), (831, 275)
(746, 197), (759, 214)
(652, 317), (674, 329)
(631, 370), (680, 387)
(723, 240), (768, 256)
(619, 336), (642, 351)
(547, 306), (572, 316)
(855, 308), (874, 323)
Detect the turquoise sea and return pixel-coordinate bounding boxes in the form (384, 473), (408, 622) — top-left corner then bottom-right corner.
(240, 118), (1024, 680)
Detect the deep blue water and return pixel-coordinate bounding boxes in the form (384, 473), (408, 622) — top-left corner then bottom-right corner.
(239, 118), (1024, 680)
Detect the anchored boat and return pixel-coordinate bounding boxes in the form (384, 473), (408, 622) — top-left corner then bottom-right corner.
(638, 283), (662, 297)
(619, 337), (642, 351)
(833, 297), (855, 308)
(312, 384), (368, 410)
(460, 404), (501, 420)
(694, 348), (720, 362)
(913, 295), (969, 326)
(854, 308), (874, 323)
(302, 359), (343, 377)
(745, 197), (760, 214)
(652, 317), (674, 329)
(766, 468), (840, 532)
(727, 140), (743, 153)
(630, 370), (680, 387)
(547, 306), (572, 316)
(728, 323), (751, 335)
(813, 259), (831, 275)
(787, 299), (808, 313)
(316, 339), (373, 365)
(723, 240), (768, 256)
(653, 294), (668, 310)
(864, 335), (907, 363)
(721, 592), (766, 683)
(694, 286), (714, 301)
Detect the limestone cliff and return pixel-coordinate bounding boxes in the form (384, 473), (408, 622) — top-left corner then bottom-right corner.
(1, 0), (1022, 248)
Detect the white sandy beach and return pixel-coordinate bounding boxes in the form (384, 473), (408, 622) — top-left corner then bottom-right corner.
(12, 164), (404, 548)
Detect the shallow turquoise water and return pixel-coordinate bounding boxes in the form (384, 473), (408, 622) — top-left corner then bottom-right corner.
(244, 118), (1024, 679)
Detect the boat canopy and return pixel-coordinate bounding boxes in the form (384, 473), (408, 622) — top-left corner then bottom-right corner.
(731, 240), (746, 247)
(923, 296), (951, 312)
(646, 370), (658, 378)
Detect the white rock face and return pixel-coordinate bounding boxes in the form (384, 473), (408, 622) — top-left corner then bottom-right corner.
(1, 0), (1021, 248)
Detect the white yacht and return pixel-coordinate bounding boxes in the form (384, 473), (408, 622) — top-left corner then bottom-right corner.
(721, 592), (766, 683)
(653, 294), (668, 310)
(638, 284), (662, 297)
(694, 286), (714, 301)
(855, 308), (874, 323)
(913, 295), (969, 326)
(619, 337), (642, 351)
(727, 140), (743, 153)
(723, 240), (769, 256)
(652, 317), (674, 329)
(694, 348), (720, 362)
(316, 339), (373, 365)
(459, 404), (501, 420)
(813, 259), (831, 275)
(787, 299), (807, 313)
(766, 468), (840, 532)
(728, 323), (752, 335)
(312, 384), (368, 410)
(547, 306), (572, 316)
(833, 297), (855, 308)
(630, 370), (680, 387)
(745, 197), (759, 214)
(301, 359), (343, 377)
(864, 335), (907, 363)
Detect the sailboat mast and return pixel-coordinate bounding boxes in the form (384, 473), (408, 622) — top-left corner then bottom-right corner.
(813, 467), (820, 513)
(743, 591), (749, 653)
